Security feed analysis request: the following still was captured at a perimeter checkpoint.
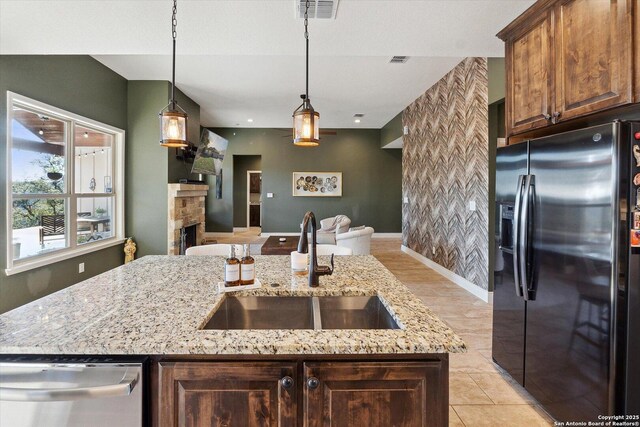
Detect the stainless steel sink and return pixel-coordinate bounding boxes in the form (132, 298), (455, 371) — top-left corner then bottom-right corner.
(201, 295), (399, 330)
(202, 296), (314, 330)
(317, 296), (400, 330)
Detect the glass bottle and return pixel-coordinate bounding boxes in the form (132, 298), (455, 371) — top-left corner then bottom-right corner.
(240, 244), (255, 285)
(224, 245), (240, 287)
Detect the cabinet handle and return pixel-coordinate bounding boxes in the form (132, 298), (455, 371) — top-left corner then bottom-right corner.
(551, 112), (561, 124)
(280, 376), (294, 389)
(543, 113), (552, 121)
(307, 377), (319, 390)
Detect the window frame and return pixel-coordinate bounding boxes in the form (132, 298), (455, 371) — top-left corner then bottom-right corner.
(5, 91), (125, 276)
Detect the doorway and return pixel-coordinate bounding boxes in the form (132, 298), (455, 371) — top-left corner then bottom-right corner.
(247, 170), (262, 229)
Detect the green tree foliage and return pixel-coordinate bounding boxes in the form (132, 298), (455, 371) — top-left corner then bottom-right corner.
(12, 154), (65, 229)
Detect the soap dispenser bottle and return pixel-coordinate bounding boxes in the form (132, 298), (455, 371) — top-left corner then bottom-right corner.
(240, 244), (255, 285)
(224, 245), (240, 287)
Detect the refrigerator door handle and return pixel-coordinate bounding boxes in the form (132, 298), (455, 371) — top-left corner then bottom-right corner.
(520, 174), (534, 301)
(512, 175), (525, 297)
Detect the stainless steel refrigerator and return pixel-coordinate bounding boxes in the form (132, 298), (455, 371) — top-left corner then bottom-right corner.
(493, 121), (639, 421)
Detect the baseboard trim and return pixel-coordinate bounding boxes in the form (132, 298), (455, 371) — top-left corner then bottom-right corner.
(260, 232), (402, 238)
(372, 233), (402, 239)
(204, 232), (234, 237)
(401, 245), (492, 303)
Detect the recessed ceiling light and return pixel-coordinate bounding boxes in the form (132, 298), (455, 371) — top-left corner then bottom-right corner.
(247, 118), (253, 123)
(354, 119), (361, 123)
(38, 128), (44, 135)
(83, 132), (89, 138)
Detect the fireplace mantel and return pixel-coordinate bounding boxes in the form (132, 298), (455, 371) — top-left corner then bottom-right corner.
(167, 183), (209, 198)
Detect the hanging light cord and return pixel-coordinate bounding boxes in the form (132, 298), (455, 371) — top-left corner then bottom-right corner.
(171, 0), (178, 108)
(304, 0), (310, 101)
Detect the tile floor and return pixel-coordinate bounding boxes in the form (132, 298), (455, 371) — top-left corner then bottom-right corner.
(371, 239), (554, 427)
(214, 231), (555, 426)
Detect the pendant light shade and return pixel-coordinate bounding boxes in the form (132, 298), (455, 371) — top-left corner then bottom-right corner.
(293, 95), (320, 146)
(292, 0), (320, 147)
(159, 106), (188, 148)
(160, 0), (188, 148)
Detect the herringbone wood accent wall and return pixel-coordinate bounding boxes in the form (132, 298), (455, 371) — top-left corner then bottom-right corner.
(402, 57), (489, 290)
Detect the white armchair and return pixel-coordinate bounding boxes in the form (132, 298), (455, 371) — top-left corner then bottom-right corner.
(335, 227), (374, 255)
(316, 215), (351, 244)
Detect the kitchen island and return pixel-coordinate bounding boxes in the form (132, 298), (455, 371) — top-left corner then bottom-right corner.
(0, 255), (465, 426)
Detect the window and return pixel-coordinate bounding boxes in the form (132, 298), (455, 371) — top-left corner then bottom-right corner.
(6, 92), (124, 275)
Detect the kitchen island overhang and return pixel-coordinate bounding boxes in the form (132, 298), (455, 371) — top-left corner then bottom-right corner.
(0, 255), (465, 427)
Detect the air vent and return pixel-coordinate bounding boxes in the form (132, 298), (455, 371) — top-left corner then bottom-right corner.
(389, 56), (410, 64)
(296, 0), (339, 19)
(353, 113), (365, 118)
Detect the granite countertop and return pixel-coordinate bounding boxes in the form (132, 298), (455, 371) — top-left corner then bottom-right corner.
(0, 255), (466, 355)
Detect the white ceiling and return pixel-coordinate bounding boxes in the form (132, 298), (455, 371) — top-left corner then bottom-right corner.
(0, 0), (534, 128)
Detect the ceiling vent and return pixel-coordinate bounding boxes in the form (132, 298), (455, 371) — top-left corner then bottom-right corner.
(353, 113), (365, 118)
(296, 0), (339, 19)
(389, 56), (410, 64)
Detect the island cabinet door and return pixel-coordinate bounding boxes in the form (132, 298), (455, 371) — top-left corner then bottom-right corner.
(302, 361), (448, 427)
(157, 361), (297, 427)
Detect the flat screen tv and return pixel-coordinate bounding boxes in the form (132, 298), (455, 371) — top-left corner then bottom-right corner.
(191, 129), (227, 176)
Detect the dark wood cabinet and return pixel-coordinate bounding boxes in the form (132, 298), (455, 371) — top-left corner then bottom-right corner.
(635, 2), (640, 102)
(505, 10), (555, 135)
(157, 362), (297, 427)
(249, 204), (261, 227)
(155, 358), (449, 427)
(303, 361), (448, 427)
(553, 0), (633, 121)
(249, 173), (261, 194)
(499, 0), (636, 137)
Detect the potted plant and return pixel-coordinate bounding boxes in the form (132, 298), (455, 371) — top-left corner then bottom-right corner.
(95, 207), (107, 218)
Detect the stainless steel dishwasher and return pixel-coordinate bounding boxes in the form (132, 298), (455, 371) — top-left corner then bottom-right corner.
(0, 356), (146, 427)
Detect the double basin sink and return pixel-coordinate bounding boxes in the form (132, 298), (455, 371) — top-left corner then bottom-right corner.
(202, 295), (400, 330)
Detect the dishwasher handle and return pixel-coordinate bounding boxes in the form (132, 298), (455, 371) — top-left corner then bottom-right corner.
(0, 370), (139, 402)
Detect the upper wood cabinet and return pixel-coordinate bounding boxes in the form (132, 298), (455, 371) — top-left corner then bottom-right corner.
(499, 0), (636, 136)
(554, 0), (633, 120)
(505, 10), (555, 135)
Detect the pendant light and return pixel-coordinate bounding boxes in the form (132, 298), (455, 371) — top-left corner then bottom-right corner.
(292, 0), (320, 146)
(159, 0), (188, 148)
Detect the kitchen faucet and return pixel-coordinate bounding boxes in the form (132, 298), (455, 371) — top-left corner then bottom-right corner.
(298, 211), (334, 287)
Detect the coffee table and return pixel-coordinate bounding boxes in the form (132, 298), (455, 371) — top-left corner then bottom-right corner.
(261, 235), (299, 255)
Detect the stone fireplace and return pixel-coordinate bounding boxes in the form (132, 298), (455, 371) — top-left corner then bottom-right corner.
(167, 184), (209, 255)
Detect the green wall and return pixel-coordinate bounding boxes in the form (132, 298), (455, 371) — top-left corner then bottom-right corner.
(126, 81), (201, 257)
(126, 81), (170, 257)
(0, 55), (128, 314)
(233, 155), (262, 227)
(488, 58), (506, 104)
(380, 113), (403, 148)
(207, 128), (402, 233)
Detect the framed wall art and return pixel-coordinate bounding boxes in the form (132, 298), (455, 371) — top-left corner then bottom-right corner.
(292, 172), (342, 197)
